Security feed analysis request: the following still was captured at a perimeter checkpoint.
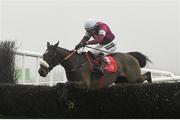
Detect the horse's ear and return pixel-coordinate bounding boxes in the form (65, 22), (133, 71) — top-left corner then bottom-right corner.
(47, 42), (50, 48)
(54, 41), (59, 49)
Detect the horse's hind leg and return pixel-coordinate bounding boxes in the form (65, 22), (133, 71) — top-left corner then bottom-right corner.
(119, 53), (152, 83)
(137, 72), (152, 83)
(144, 71), (152, 83)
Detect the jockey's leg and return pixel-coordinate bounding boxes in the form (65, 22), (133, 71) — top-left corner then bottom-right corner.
(94, 53), (106, 75)
(91, 44), (109, 75)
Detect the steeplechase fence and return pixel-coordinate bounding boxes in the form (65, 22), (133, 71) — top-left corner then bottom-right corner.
(15, 49), (180, 86)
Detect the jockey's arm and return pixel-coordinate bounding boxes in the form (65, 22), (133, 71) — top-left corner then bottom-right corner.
(79, 32), (91, 45)
(87, 30), (106, 45)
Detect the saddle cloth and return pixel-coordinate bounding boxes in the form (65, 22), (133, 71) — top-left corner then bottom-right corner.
(85, 52), (117, 73)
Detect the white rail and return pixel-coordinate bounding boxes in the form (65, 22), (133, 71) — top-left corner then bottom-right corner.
(15, 50), (59, 86)
(141, 68), (175, 77)
(141, 68), (180, 82)
(15, 50), (43, 85)
(15, 49), (180, 85)
(16, 50), (42, 58)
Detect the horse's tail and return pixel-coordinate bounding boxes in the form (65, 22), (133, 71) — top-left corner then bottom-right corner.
(128, 51), (152, 68)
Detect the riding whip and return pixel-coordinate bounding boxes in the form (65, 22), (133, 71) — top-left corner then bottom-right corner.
(85, 45), (111, 54)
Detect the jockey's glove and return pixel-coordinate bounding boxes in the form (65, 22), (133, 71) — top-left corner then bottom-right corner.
(75, 42), (88, 49)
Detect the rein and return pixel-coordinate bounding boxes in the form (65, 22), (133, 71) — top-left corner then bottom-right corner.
(64, 50), (77, 61)
(62, 45), (110, 63)
(59, 49), (77, 64)
(59, 49), (88, 72)
(56, 46), (110, 72)
(60, 46), (110, 71)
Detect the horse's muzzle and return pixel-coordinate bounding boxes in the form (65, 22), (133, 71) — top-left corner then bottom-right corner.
(38, 67), (48, 77)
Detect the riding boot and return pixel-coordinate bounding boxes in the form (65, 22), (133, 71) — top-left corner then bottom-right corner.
(93, 53), (105, 75)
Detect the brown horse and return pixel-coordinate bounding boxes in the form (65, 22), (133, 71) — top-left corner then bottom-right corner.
(38, 41), (151, 109)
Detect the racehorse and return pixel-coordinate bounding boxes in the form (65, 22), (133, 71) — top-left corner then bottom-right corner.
(38, 41), (152, 109)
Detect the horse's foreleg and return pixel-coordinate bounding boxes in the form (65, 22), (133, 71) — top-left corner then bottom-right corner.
(61, 82), (75, 110)
(61, 81), (88, 110)
(61, 82), (70, 102)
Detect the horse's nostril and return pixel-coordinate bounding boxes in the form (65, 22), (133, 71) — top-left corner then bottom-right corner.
(38, 69), (42, 74)
(38, 68), (47, 77)
(39, 69), (44, 75)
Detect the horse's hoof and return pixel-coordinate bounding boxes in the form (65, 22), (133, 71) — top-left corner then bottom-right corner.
(147, 72), (152, 83)
(67, 101), (75, 110)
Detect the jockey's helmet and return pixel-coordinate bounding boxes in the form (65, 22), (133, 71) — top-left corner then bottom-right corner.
(84, 18), (96, 30)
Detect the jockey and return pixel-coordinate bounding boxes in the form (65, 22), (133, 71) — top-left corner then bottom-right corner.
(75, 18), (117, 75)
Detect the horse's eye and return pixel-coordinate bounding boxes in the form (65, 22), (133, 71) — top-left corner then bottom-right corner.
(49, 53), (54, 57)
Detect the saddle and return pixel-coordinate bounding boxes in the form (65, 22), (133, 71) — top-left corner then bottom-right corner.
(84, 51), (117, 73)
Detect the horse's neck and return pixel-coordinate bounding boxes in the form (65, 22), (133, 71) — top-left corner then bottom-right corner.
(56, 47), (70, 60)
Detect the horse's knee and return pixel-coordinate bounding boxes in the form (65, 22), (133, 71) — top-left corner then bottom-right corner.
(115, 76), (128, 84)
(64, 81), (88, 90)
(136, 77), (144, 83)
